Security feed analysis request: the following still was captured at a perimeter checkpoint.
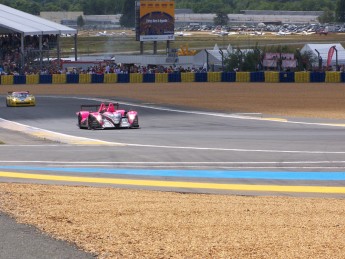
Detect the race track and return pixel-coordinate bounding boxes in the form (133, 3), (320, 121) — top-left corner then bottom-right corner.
(1, 95), (345, 197)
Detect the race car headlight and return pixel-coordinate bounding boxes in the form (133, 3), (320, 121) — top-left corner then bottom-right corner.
(128, 114), (136, 120)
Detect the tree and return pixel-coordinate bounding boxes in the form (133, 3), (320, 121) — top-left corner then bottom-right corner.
(336, 0), (345, 22)
(120, 0), (135, 28)
(213, 11), (229, 26)
(318, 8), (335, 23)
(77, 15), (85, 28)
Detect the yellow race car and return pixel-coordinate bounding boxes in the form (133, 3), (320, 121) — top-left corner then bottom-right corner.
(6, 91), (36, 107)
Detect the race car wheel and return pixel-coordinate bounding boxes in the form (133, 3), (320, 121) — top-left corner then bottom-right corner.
(78, 114), (82, 129)
(88, 115), (99, 130)
(88, 116), (94, 130)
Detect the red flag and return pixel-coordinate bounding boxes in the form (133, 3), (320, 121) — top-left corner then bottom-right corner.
(327, 45), (336, 67)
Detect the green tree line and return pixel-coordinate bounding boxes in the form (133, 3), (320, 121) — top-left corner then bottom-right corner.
(0, 0), (338, 15)
(1, 0), (345, 23)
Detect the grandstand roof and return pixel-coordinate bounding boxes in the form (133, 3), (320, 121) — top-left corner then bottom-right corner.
(0, 4), (77, 36)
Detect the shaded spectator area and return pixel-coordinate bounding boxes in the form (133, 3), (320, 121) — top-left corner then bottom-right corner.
(0, 4), (77, 74)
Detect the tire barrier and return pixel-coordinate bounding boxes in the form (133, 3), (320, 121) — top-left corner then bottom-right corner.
(117, 73), (130, 83)
(143, 73), (155, 83)
(13, 75), (26, 84)
(168, 73), (181, 83)
(310, 72), (326, 83)
(79, 74), (92, 84)
(66, 74), (79, 84)
(325, 71), (341, 83)
(130, 73), (143, 83)
(195, 73), (207, 82)
(92, 74), (104, 84)
(1, 75), (14, 85)
(207, 72), (222, 82)
(155, 73), (168, 83)
(264, 71), (280, 83)
(236, 72), (250, 82)
(250, 72), (265, 82)
(26, 75), (39, 84)
(221, 72), (236, 82)
(52, 74), (66, 84)
(3, 72), (345, 85)
(103, 73), (117, 83)
(39, 75), (52, 84)
(181, 72), (195, 82)
(294, 72), (310, 83)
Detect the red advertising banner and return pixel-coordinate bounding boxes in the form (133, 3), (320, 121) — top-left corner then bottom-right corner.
(327, 45), (336, 67)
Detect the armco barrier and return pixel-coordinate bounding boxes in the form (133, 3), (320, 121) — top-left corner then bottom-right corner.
(13, 75), (26, 84)
(310, 72), (326, 83)
(250, 72), (265, 82)
(168, 73), (181, 82)
(66, 74), (79, 84)
(294, 72), (310, 83)
(1, 75), (14, 85)
(181, 72), (195, 82)
(143, 73), (155, 83)
(130, 73), (143, 83)
(279, 72), (294, 83)
(207, 72), (221, 82)
(79, 74), (92, 84)
(221, 72), (236, 82)
(195, 73), (207, 82)
(155, 73), (168, 83)
(325, 71), (341, 83)
(264, 71), (280, 83)
(52, 74), (66, 84)
(235, 72), (250, 82)
(103, 73), (117, 83)
(92, 74), (104, 83)
(39, 75), (52, 84)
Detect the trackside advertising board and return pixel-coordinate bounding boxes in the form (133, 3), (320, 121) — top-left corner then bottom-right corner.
(139, 0), (175, 42)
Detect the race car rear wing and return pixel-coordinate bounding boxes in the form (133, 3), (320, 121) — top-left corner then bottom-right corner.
(80, 104), (101, 112)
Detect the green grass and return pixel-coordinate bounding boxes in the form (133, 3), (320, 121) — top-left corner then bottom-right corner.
(59, 32), (345, 57)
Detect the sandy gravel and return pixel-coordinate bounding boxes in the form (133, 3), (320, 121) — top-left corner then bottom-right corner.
(1, 82), (345, 258)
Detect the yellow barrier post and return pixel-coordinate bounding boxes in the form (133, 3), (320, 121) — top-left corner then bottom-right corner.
(1, 75), (14, 85)
(155, 73), (168, 83)
(181, 72), (195, 82)
(264, 71), (280, 83)
(130, 73), (143, 83)
(104, 73), (118, 83)
(207, 72), (221, 82)
(235, 72), (250, 82)
(52, 74), (66, 84)
(78, 74), (92, 84)
(325, 71), (341, 83)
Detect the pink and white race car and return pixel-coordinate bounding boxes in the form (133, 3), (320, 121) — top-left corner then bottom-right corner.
(76, 102), (139, 129)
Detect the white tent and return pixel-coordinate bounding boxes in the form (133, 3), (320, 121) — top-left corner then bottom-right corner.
(193, 44), (230, 71)
(300, 43), (345, 67)
(0, 4), (77, 35)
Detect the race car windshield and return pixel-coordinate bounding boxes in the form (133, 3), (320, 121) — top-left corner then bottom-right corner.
(13, 93), (28, 98)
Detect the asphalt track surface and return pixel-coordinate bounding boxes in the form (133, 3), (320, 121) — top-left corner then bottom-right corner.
(1, 95), (345, 258)
(0, 95), (345, 198)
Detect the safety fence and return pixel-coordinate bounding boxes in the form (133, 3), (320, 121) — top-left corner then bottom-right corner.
(2, 71), (345, 85)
